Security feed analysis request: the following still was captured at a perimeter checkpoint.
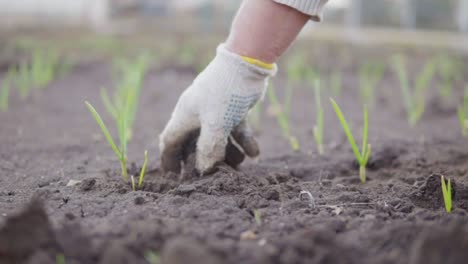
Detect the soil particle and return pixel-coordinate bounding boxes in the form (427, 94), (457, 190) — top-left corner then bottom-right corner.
(173, 184), (197, 197)
(134, 196), (146, 205)
(80, 178), (96, 192)
(161, 237), (223, 264)
(272, 229), (359, 264)
(101, 241), (137, 264)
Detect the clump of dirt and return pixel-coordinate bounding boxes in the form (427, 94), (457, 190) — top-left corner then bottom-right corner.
(0, 199), (59, 263)
(409, 221), (468, 264)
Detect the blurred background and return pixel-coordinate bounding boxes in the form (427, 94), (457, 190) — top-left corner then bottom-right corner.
(0, 0), (467, 33)
(0, 0), (467, 58)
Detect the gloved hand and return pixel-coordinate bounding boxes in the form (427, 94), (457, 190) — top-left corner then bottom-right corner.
(159, 44), (277, 174)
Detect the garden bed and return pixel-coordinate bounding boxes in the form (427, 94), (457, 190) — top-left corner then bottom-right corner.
(1, 40), (468, 264)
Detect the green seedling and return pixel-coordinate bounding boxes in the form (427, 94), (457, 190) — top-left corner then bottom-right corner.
(86, 56), (149, 183)
(56, 254), (65, 264)
(440, 175), (452, 213)
(138, 150), (149, 188)
(457, 86), (468, 136)
(253, 209), (262, 226)
(284, 78), (294, 118)
(0, 79), (10, 112)
(304, 66), (318, 85)
(330, 99), (371, 183)
(359, 61), (385, 107)
(105, 55), (149, 140)
(145, 251), (161, 264)
(437, 55), (462, 99)
(283, 55), (302, 119)
(313, 80), (324, 155)
(392, 55), (436, 126)
(0, 68), (15, 112)
(9, 48), (67, 102)
(286, 52), (307, 84)
(267, 83), (299, 151)
(16, 61), (31, 99)
(85, 101), (129, 181)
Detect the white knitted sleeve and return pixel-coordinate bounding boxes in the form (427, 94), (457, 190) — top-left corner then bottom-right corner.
(273, 0), (328, 21)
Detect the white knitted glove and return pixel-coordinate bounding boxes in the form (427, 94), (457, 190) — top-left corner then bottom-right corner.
(159, 44), (277, 174)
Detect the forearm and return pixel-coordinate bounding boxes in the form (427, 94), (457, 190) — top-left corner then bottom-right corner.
(226, 0), (328, 64)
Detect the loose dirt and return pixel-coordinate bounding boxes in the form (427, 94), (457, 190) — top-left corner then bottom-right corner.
(1, 44), (468, 264)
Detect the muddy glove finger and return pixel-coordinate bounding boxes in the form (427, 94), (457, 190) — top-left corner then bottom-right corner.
(231, 120), (260, 158)
(159, 96), (199, 173)
(225, 136), (246, 168)
(180, 129), (245, 173)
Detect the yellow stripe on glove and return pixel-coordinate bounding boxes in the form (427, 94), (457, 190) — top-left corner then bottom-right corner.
(241, 56), (274, 70)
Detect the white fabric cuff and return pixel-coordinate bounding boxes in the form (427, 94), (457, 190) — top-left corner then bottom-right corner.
(273, 0), (328, 22)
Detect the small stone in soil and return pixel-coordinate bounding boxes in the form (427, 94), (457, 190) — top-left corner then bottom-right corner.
(162, 237), (221, 264)
(134, 196), (145, 205)
(80, 178), (96, 192)
(65, 212), (76, 220)
(37, 181), (50, 188)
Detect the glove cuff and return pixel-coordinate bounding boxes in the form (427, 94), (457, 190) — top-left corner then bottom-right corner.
(216, 43), (278, 78)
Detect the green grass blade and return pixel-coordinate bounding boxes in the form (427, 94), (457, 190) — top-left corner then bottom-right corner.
(119, 110), (127, 158)
(314, 80), (324, 154)
(100, 88), (118, 120)
(145, 251), (160, 264)
(314, 80), (322, 111)
(267, 84), (290, 137)
(441, 175), (452, 213)
(364, 144), (372, 164)
(415, 59), (436, 94)
(0, 77), (11, 112)
(458, 107), (467, 136)
(448, 178), (452, 212)
(85, 101), (122, 159)
(361, 105), (369, 163)
(330, 99), (362, 161)
(56, 253), (66, 264)
(284, 81), (294, 117)
(463, 85), (468, 114)
(138, 150), (149, 188)
(392, 56), (413, 119)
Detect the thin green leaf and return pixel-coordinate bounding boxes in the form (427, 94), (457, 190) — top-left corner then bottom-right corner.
(458, 107), (467, 136)
(363, 144), (372, 164)
(392, 56), (413, 117)
(100, 88), (118, 120)
(267, 84), (290, 137)
(138, 150), (149, 188)
(441, 175), (452, 213)
(0, 77), (11, 112)
(284, 81), (294, 117)
(85, 101), (122, 159)
(361, 105), (369, 163)
(330, 99), (362, 161)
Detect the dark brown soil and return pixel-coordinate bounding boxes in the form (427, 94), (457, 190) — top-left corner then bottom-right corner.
(1, 42), (468, 264)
